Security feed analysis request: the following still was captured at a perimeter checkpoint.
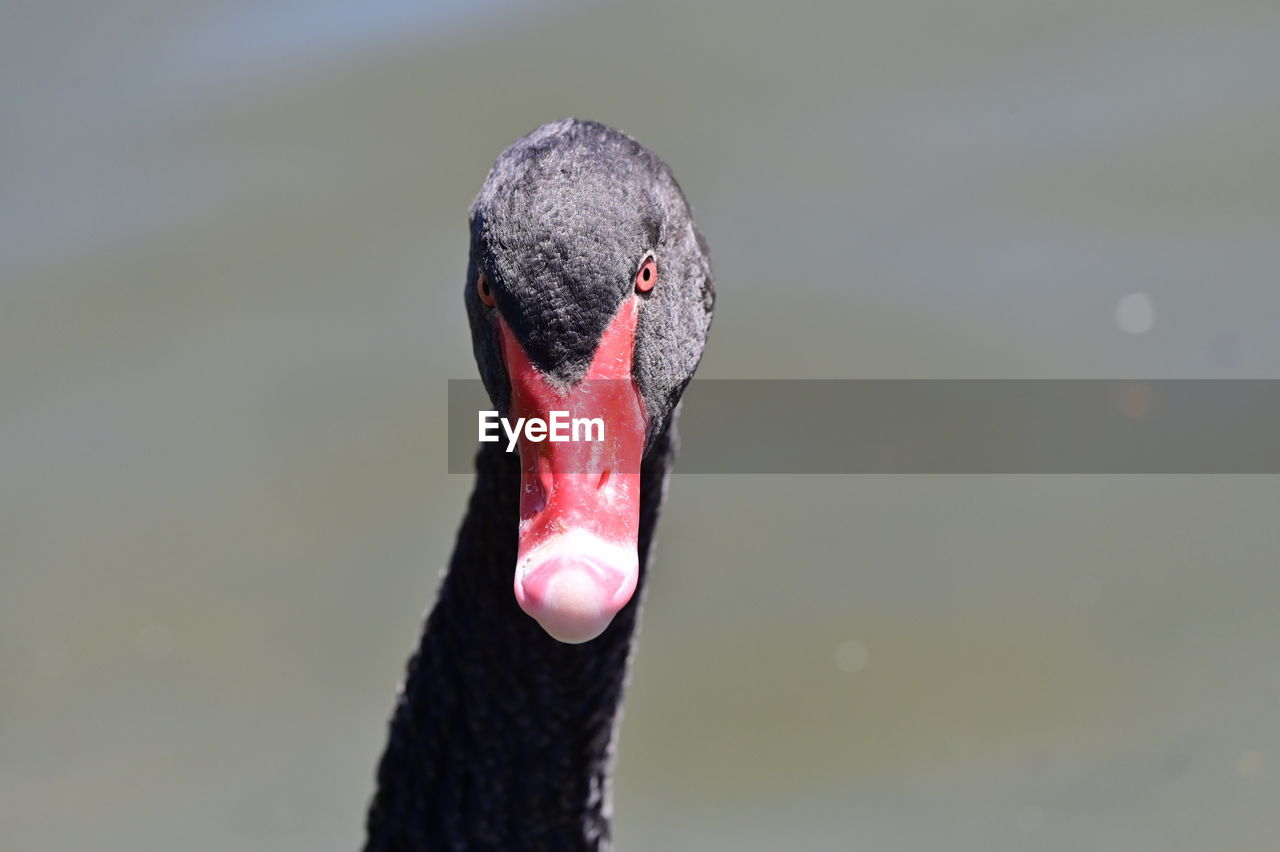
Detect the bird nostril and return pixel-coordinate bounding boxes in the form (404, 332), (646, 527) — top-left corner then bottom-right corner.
(538, 453), (556, 497)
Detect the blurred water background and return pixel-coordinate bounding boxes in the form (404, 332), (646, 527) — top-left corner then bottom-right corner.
(3, 1), (1279, 849)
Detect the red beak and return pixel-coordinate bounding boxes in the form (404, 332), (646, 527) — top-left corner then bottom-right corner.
(497, 297), (647, 643)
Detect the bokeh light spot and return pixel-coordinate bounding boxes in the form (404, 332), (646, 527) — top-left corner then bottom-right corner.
(1115, 292), (1154, 334)
(1235, 750), (1263, 778)
(1117, 381), (1155, 420)
(835, 640), (870, 674)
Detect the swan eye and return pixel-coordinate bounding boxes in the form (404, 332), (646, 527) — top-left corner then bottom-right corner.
(635, 255), (657, 294)
(476, 273), (496, 307)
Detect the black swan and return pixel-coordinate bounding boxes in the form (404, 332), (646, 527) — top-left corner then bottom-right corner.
(365, 119), (714, 850)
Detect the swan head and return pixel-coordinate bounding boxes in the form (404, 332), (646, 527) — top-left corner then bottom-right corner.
(464, 119), (713, 643)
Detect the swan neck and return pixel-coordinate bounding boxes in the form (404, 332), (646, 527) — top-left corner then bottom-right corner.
(364, 425), (676, 850)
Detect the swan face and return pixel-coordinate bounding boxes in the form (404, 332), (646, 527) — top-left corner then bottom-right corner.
(464, 118), (713, 642)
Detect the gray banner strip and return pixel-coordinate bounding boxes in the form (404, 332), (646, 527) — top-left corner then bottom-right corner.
(448, 380), (1280, 473)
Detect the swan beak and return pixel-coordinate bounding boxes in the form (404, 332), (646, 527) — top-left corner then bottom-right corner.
(498, 299), (647, 643)
(515, 528), (640, 644)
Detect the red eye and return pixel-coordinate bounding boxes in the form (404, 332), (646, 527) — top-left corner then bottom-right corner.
(476, 273), (496, 307)
(635, 255), (657, 293)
